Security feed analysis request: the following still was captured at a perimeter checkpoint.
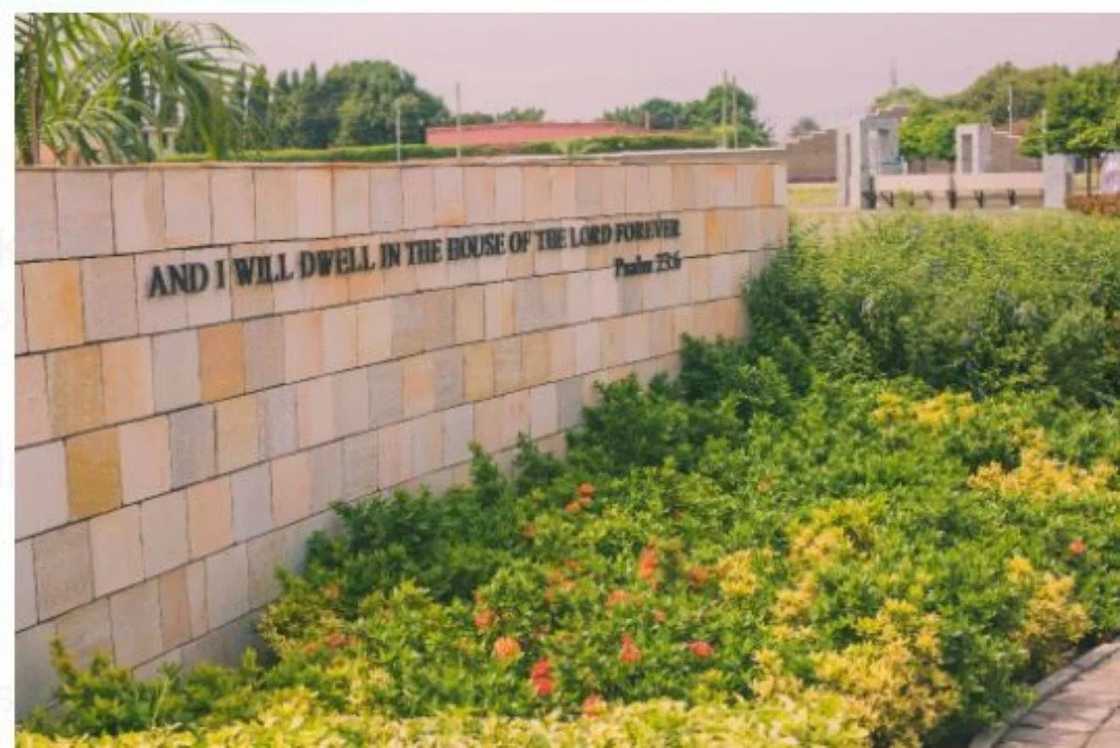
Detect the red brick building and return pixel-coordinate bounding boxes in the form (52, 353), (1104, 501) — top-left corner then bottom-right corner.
(426, 121), (648, 148)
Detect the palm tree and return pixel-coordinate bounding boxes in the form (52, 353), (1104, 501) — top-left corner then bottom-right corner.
(15, 13), (248, 164)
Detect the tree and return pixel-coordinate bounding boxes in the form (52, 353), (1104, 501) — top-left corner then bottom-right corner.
(1020, 63), (1120, 193)
(788, 116), (821, 139)
(495, 107), (544, 123)
(944, 62), (1070, 126)
(871, 85), (933, 115)
(899, 104), (976, 173)
(602, 82), (771, 145)
(245, 65), (271, 149)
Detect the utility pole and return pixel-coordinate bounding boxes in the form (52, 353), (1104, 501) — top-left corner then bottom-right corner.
(1041, 108), (1048, 155)
(455, 82), (462, 159)
(1008, 84), (1014, 136)
(731, 74), (739, 149)
(395, 99), (402, 162)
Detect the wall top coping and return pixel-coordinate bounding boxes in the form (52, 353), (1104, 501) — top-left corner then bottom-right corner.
(16, 147), (786, 173)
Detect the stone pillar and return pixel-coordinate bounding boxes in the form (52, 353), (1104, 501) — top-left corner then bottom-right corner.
(1043, 154), (1073, 208)
(955, 124), (992, 175)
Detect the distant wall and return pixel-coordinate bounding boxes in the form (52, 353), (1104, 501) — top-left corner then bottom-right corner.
(426, 121), (649, 147)
(14, 152), (788, 716)
(785, 130), (837, 183)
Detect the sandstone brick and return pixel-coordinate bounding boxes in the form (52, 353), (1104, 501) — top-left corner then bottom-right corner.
(296, 168), (333, 238)
(670, 163), (696, 210)
(15, 623), (58, 719)
(422, 289), (455, 350)
(246, 528), (298, 609)
(284, 311), (323, 382)
(56, 598), (113, 670)
(369, 360), (404, 428)
(522, 332), (551, 388)
(35, 522), (93, 620)
(371, 168), (403, 231)
(81, 255), (138, 341)
(549, 327), (578, 381)
(575, 321), (602, 375)
(256, 385), (298, 459)
(601, 166), (626, 214)
(152, 330), (200, 412)
(24, 260), (84, 351)
(16, 171), (58, 260)
(494, 167), (524, 222)
(16, 539), (37, 630)
(625, 165), (652, 213)
(454, 285), (485, 343)
(464, 166), (497, 224)
(590, 268), (621, 319)
(410, 412), (443, 477)
(254, 169), (298, 240)
(648, 165), (673, 211)
(184, 560), (208, 638)
(311, 441), (343, 513)
(378, 420), (413, 488)
(575, 168), (603, 216)
(485, 281), (515, 340)
(90, 505), (143, 596)
(187, 476), (232, 559)
(158, 567), (192, 649)
(332, 367), (371, 438)
(322, 304), (358, 372)
(389, 294), (424, 357)
(185, 246), (233, 327)
(57, 171), (113, 257)
(242, 317), (285, 392)
(16, 441), (68, 539)
(66, 427), (122, 520)
(436, 404), (470, 467)
(402, 354), (436, 418)
(514, 277), (543, 333)
(112, 170), (165, 254)
(170, 405), (216, 488)
(119, 416), (171, 505)
(753, 164), (775, 206)
(16, 355), (50, 447)
(433, 166), (466, 226)
(15, 265), (27, 354)
(110, 579), (163, 668)
(563, 271), (592, 325)
(211, 168), (255, 244)
(199, 322), (245, 401)
(229, 464), (272, 542)
(307, 239), (354, 308)
(508, 243), (534, 278)
(135, 250), (189, 333)
(271, 451), (312, 526)
(333, 168), (371, 235)
(141, 490), (188, 578)
(502, 390), (532, 448)
(472, 398), (503, 454)
(215, 395), (258, 473)
(297, 377), (336, 447)
(492, 336), (523, 394)
(402, 167), (436, 229)
(530, 383), (559, 437)
(101, 337), (154, 424)
(551, 166), (577, 218)
(522, 166), (551, 221)
(229, 243), (276, 319)
(689, 256), (712, 302)
(429, 347), (462, 411)
(556, 376), (584, 430)
(341, 431), (379, 501)
(349, 247), (385, 302)
(463, 342), (495, 401)
(350, 301), (392, 370)
(163, 170), (211, 248)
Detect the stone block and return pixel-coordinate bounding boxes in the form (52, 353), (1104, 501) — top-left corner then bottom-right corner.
(334, 168), (371, 235)
(80, 256), (137, 341)
(370, 168), (403, 231)
(402, 354), (436, 418)
(772, 163), (787, 206)
(16, 441), (68, 539)
(34, 522), (93, 620)
(205, 544), (249, 629)
(625, 165), (652, 213)
(402, 167), (436, 229)
(356, 298), (392, 365)
(66, 427), (122, 519)
(170, 405), (216, 489)
(15, 623), (57, 719)
(141, 490), (189, 578)
(228, 243), (276, 319)
(216, 395), (259, 473)
(556, 376), (584, 430)
(16, 540), (36, 630)
(102, 337), (155, 424)
(119, 416), (171, 505)
(590, 268), (621, 319)
(112, 170), (165, 254)
(184, 560), (208, 638)
(90, 505), (144, 596)
(551, 166), (577, 218)
(485, 281), (515, 339)
(442, 404), (474, 466)
(254, 169), (298, 240)
(295, 377), (334, 447)
(463, 342), (495, 401)
(186, 246), (233, 327)
(57, 171), (113, 257)
(271, 451), (312, 526)
(390, 294), (425, 358)
(454, 285), (485, 344)
(378, 420), (413, 488)
(548, 327), (577, 381)
(341, 431), (379, 501)
(472, 398), (503, 454)
(574, 321), (601, 375)
(135, 250), (189, 333)
(600, 317), (627, 369)
(434, 166), (466, 226)
(256, 385), (298, 459)
(422, 288), (455, 350)
(601, 166), (626, 214)
(187, 476), (232, 559)
(295, 168), (333, 238)
(492, 336), (523, 395)
(284, 311), (323, 382)
(369, 360), (404, 428)
(429, 348), (463, 411)
(410, 412), (443, 477)
(211, 168), (255, 244)
(245, 530), (287, 609)
(231, 464), (273, 542)
(163, 170), (211, 247)
(331, 368), (370, 438)
(157, 567), (192, 649)
(649, 165), (673, 211)
(16, 171), (58, 260)
(153, 329), (201, 412)
(522, 331), (551, 388)
(530, 383), (559, 437)
(242, 317), (285, 392)
(522, 166), (551, 221)
(502, 389), (531, 448)
(199, 322), (245, 401)
(690, 256), (712, 302)
(752, 165), (775, 206)
(56, 598), (113, 670)
(494, 167), (524, 222)
(25, 259), (84, 351)
(575, 168), (603, 216)
(15, 355), (50, 447)
(15, 266), (27, 355)
(322, 304), (358, 373)
(670, 164), (696, 210)
(464, 166), (496, 224)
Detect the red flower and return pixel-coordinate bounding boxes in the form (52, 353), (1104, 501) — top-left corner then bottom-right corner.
(579, 482), (596, 498)
(687, 565), (711, 588)
(651, 609), (667, 624)
(1069, 538), (1087, 556)
(620, 634), (642, 664)
(606, 589), (631, 608)
(582, 694), (607, 718)
(473, 608), (495, 631)
(637, 545), (659, 585)
(565, 499), (583, 514)
(530, 657), (554, 697)
(493, 636), (522, 662)
(530, 657), (552, 679)
(687, 640), (714, 659)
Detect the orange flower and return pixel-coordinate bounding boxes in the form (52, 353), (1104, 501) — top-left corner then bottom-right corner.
(687, 565), (711, 588)
(565, 499), (583, 514)
(652, 609), (667, 624)
(579, 482), (596, 498)
(530, 657), (554, 697)
(474, 608), (495, 631)
(493, 636), (522, 662)
(687, 640), (714, 659)
(637, 545), (659, 585)
(582, 694), (607, 718)
(1069, 538), (1087, 556)
(620, 634), (642, 664)
(532, 676), (554, 697)
(579, 495), (593, 508)
(606, 589), (631, 608)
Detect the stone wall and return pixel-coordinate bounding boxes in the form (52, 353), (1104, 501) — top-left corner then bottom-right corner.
(785, 130), (837, 183)
(14, 152), (787, 715)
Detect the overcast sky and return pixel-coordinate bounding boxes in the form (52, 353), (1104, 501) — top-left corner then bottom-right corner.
(166, 14), (1119, 139)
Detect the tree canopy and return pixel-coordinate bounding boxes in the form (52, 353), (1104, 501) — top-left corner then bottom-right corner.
(899, 104), (977, 164)
(788, 116), (821, 139)
(602, 82), (772, 146)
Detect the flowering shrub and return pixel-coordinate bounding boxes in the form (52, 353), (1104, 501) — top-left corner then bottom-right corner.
(20, 214), (1120, 747)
